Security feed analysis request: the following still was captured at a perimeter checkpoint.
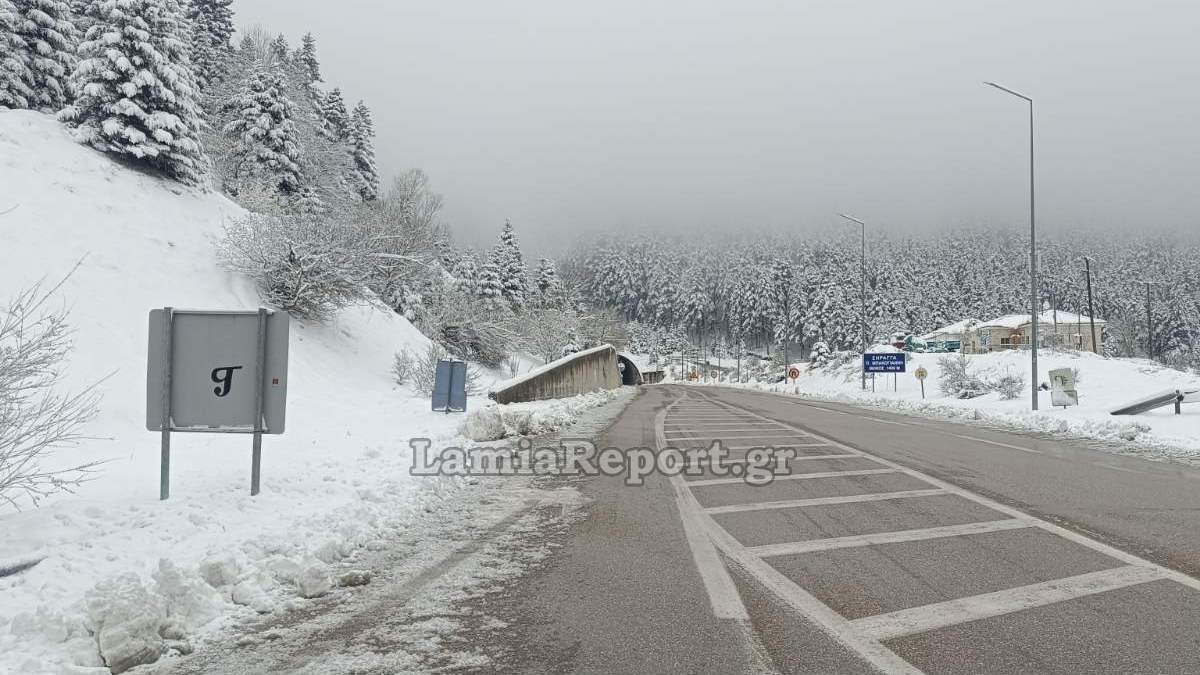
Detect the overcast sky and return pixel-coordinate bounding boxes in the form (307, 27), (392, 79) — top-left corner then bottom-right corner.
(233, 0), (1199, 252)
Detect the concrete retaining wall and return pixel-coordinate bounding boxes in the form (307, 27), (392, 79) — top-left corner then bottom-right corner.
(490, 344), (622, 404)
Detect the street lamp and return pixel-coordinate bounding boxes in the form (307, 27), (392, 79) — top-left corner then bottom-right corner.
(984, 81), (1039, 411)
(838, 213), (868, 390)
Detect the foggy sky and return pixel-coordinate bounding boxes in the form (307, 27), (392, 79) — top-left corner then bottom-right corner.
(232, 0), (1200, 252)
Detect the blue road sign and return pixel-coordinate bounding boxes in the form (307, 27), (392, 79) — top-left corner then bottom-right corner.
(863, 353), (907, 374)
(432, 360), (468, 412)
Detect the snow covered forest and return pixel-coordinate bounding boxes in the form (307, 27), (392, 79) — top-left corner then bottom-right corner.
(0, 0), (609, 372)
(567, 230), (1200, 370)
(1, 0), (380, 209)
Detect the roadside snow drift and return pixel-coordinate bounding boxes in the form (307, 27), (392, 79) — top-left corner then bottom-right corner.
(0, 111), (620, 673)
(736, 348), (1200, 456)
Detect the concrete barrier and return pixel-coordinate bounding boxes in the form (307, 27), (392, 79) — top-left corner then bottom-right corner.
(490, 344), (622, 404)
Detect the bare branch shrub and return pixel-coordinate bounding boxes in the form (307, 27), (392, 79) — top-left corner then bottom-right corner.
(417, 285), (518, 367)
(395, 342), (482, 396)
(1, 275), (104, 510)
(216, 212), (382, 321)
(520, 307), (583, 363)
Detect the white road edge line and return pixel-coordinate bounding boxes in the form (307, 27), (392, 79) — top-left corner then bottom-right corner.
(949, 433), (1043, 454)
(684, 468), (898, 488)
(656, 404), (750, 623)
(748, 519), (1031, 556)
(851, 565), (1164, 641)
(704, 488), (948, 515)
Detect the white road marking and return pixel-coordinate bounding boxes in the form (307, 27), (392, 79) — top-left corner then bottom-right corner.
(664, 389), (1200, 674)
(665, 427), (791, 435)
(863, 417), (913, 427)
(747, 519), (1032, 557)
(664, 422), (783, 428)
(851, 565), (1165, 641)
(685, 468), (898, 487)
(723, 443), (830, 450)
(950, 433), (1043, 454)
(703, 489), (948, 515)
(656, 405), (750, 622)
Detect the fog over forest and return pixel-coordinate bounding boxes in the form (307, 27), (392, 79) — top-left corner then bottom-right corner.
(233, 0), (1200, 250)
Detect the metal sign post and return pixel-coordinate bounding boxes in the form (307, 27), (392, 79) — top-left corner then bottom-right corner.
(915, 366), (929, 399)
(148, 308), (289, 500)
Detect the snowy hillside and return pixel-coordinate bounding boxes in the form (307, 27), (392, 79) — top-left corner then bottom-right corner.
(724, 348), (1200, 457)
(0, 111), (586, 673)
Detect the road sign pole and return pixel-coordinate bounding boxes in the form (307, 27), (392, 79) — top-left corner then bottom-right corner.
(159, 307), (174, 501)
(250, 308), (268, 496)
(920, 380), (925, 399)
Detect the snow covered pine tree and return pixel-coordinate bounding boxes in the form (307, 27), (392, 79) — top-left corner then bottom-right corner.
(349, 100), (379, 201)
(12, 0), (78, 111)
(61, 0), (208, 185)
(184, 0), (234, 90)
(296, 32), (321, 85)
(222, 63), (304, 196)
(0, 0), (35, 109)
(492, 220), (529, 310)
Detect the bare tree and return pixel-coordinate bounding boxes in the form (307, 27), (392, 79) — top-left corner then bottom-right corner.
(216, 212), (383, 321)
(1, 269), (105, 510)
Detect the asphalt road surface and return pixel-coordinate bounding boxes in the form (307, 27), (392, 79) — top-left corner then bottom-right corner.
(478, 385), (1200, 674)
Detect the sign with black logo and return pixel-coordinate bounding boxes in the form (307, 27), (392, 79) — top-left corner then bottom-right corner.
(146, 310), (289, 433)
(146, 308), (291, 500)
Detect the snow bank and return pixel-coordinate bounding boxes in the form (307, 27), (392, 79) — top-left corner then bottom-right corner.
(0, 111), (624, 673)
(461, 389), (627, 441)
(722, 348), (1200, 457)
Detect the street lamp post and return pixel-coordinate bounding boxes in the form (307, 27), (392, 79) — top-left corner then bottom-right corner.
(838, 213), (868, 390)
(984, 81), (1039, 411)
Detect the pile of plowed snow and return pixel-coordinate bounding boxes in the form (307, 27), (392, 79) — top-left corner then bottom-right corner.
(0, 111), (617, 673)
(729, 347), (1200, 456)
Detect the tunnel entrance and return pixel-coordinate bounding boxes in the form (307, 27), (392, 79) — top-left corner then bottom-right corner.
(616, 354), (642, 386)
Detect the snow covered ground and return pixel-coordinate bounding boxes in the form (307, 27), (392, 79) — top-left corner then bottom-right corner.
(701, 348), (1200, 459)
(0, 111), (627, 673)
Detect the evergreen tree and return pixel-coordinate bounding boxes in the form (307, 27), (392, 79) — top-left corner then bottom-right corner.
(491, 220), (529, 310)
(268, 32), (288, 62)
(61, 0), (207, 185)
(349, 99), (378, 201)
(451, 253), (479, 297)
(535, 257), (564, 307)
(477, 258), (505, 309)
(12, 0), (78, 111)
(222, 63), (304, 195)
(318, 86), (349, 140)
(296, 31), (320, 85)
(0, 0), (34, 109)
(185, 0), (233, 90)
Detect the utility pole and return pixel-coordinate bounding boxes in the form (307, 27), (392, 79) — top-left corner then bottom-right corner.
(985, 81), (1038, 410)
(1084, 257), (1098, 354)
